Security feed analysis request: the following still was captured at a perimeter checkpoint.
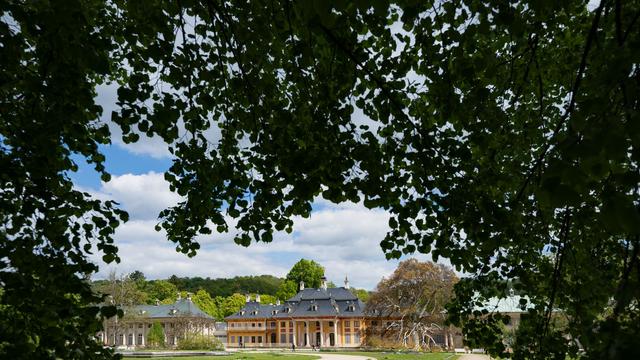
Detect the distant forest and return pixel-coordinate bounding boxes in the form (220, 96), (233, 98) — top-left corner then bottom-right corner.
(92, 260), (372, 321)
(164, 274), (284, 297)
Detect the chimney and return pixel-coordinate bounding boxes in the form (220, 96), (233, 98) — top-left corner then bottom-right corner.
(256, 294), (261, 303)
(344, 275), (350, 289)
(321, 276), (327, 290)
(299, 280), (305, 291)
(246, 294), (251, 303)
(276, 299), (281, 306)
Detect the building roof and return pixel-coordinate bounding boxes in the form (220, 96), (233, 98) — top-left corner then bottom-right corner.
(225, 287), (366, 320)
(288, 287), (359, 301)
(123, 298), (214, 320)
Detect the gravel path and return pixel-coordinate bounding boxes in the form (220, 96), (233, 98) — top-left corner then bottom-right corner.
(309, 353), (374, 360)
(457, 354), (491, 360)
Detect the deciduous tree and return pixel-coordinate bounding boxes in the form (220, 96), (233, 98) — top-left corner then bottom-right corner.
(146, 321), (165, 348)
(144, 280), (178, 304)
(3, 1), (640, 359)
(366, 259), (457, 350)
(286, 259), (325, 289)
(275, 280), (298, 301)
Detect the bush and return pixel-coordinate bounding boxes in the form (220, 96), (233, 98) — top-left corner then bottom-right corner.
(147, 322), (165, 348)
(177, 334), (224, 350)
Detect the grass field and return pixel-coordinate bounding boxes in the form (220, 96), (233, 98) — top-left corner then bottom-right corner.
(122, 353), (320, 360)
(122, 351), (458, 360)
(321, 351), (458, 360)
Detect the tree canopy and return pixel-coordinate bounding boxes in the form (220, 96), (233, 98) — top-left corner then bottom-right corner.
(2, 0), (639, 359)
(366, 259), (458, 350)
(285, 258), (325, 288)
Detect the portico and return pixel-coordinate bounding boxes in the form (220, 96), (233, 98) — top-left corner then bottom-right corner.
(291, 319), (341, 347)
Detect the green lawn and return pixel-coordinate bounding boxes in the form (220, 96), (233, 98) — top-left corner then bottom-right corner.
(121, 351), (457, 360)
(122, 353), (320, 360)
(321, 351), (458, 360)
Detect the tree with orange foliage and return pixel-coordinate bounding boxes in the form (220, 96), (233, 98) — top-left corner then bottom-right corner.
(366, 259), (457, 350)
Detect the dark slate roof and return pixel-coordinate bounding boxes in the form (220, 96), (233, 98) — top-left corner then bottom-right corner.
(225, 301), (284, 320)
(225, 287), (365, 320)
(124, 298), (214, 320)
(288, 287), (358, 301)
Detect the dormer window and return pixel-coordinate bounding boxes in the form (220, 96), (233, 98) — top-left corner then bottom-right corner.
(284, 307), (290, 313)
(272, 310), (278, 315)
(170, 309), (178, 315)
(346, 305), (355, 312)
(240, 310), (246, 315)
(309, 305), (318, 311)
(251, 310), (258, 315)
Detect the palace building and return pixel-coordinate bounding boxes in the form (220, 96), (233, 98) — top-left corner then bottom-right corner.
(98, 293), (219, 349)
(225, 276), (394, 348)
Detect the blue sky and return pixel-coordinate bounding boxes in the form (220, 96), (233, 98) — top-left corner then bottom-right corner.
(71, 85), (433, 290)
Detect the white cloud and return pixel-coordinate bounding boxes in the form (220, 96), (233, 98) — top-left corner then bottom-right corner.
(96, 84), (173, 159)
(95, 84), (224, 159)
(95, 220), (290, 280)
(86, 171), (181, 220)
(86, 172), (447, 290)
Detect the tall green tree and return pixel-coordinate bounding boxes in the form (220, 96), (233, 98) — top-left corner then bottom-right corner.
(144, 280), (178, 304)
(220, 293), (247, 318)
(146, 321), (165, 348)
(192, 289), (219, 319)
(275, 280), (298, 301)
(285, 259), (325, 288)
(3, 1), (640, 359)
(128, 270), (146, 283)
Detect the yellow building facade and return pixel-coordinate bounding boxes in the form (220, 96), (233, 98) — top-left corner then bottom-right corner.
(225, 278), (385, 348)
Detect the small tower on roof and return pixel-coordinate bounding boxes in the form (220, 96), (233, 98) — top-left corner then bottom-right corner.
(344, 275), (350, 289)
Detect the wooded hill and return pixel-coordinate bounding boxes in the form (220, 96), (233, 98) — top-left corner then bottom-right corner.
(165, 274), (284, 298)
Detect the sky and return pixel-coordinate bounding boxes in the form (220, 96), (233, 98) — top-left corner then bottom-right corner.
(71, 85), (435, 291)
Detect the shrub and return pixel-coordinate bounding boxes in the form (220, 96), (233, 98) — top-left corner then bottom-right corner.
(177, 333), (223, 350)
(146, 322), (165, 348)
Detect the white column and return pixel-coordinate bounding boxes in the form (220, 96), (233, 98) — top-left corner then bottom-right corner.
(320, 321), (324, 346)
(292, 320), (297, 346)
(334, 320), (339, 347)
(306, 321), (310, 347)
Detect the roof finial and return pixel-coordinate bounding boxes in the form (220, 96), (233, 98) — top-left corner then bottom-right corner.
(256, 294), (261, 303)
(299, 280), (305, 291)
(177, 292), (181, 301)
(344, 275), (350, 289)
(321, 276), (327, 290)
(246, 294), (251, 303)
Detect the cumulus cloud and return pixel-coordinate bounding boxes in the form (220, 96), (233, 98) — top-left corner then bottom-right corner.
(87, 171), (442, 290)
(96, 84), (173, 159)
(87, 171), (181, 220)
(95, 84), (223, 159)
